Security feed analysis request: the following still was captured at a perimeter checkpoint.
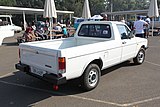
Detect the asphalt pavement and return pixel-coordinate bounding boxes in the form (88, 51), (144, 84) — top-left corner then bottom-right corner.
(0, 33), (160, 107)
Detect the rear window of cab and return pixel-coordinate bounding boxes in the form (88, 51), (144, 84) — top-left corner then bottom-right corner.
(78, 24), (111, 38)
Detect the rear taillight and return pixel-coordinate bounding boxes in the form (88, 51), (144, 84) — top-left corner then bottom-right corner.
(58, 57), (66, 74)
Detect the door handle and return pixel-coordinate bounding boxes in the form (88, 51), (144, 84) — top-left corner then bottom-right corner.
(122, 41), (126, 44)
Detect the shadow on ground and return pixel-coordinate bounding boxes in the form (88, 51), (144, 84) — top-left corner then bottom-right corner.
(101, 60), (138, 76)
(2, 42), (19, 46)
(0, 61), (136, 107)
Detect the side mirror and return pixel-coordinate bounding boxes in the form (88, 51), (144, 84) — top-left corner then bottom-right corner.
(128, 30), (135, 39)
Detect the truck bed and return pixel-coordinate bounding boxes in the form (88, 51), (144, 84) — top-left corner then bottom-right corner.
(19, 37), (109, 76)
(21, 37), (108, 50)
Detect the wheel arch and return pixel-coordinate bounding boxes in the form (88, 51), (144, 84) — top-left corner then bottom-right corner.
(141, 45), (147, 50)
(81, 58), (103, 76)
(134, 45), (146, 57)
(89, 59), (103, 70)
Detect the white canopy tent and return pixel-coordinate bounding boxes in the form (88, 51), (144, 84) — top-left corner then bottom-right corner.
(91, 15), (103, 19)
(0, 6), (74, 30)
(82, 0), (91, 19)
(43, 0), (57, 39)
(148, 0), (159, 36)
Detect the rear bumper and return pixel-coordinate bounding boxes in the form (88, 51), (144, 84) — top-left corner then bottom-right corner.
(15, 63), (67, 85)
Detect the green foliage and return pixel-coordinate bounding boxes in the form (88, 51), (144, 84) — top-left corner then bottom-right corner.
(89, 0), (106, 15)
(0, 0), (16, 6)
(1, 0), (160, 17)
(105, 0), (151, 12)
(16, 0), (44, 8)
(55, 0), (106, 17)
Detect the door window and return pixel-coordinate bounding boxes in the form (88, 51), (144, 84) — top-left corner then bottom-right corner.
(117, 24), (131, 39)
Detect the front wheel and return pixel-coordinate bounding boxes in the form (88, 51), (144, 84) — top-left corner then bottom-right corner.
(133, 48), (145, 65)
(81, 64), (101, 91)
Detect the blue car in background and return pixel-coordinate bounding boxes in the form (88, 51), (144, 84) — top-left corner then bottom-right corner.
(74, 18), (86, 30)
(73, 16), (102, 30)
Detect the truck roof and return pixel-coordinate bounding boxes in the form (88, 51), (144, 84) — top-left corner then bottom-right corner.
(0, 15), (12, 18)
(79, 21), (125, 25)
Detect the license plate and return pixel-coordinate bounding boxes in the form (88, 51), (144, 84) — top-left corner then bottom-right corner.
(31, 67), (46, 77)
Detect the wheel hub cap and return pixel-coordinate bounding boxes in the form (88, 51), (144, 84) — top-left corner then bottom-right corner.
(88, 70), (97, 87)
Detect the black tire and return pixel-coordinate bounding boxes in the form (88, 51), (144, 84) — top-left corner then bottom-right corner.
(81, 64), (101, 91)
(133, 48), (145, 65)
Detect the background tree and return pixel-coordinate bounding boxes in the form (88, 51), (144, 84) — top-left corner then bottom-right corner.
(16, 0), (44, 8)
(90, 0), (106, 15)
(0, 0), (16, 6)
(55, 0), (106, 17)
(1, 0), (160, 17)
(104, 0), (150, 12)
(1, 0), (160, 26)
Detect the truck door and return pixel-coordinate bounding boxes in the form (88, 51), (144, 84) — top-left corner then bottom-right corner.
(117, 24), (137, 62)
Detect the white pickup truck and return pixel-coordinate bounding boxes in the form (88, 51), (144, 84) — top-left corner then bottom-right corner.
(0, 15), (15, 46)
(15, 21), (148, 91)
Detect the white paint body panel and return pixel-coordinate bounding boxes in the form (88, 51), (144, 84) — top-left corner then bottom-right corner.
(0, 25), (14, 45)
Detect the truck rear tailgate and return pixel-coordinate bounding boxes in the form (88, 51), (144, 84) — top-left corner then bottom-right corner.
(20, 43), (59, 75)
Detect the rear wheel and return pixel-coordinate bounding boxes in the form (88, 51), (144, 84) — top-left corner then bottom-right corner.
(81, 64), (101, 91)
(133, 48), (145, 65)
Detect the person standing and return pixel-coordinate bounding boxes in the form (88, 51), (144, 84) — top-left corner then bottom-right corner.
(120, 17), (125, 23)
(144, 16), (151, 38)
(134, 16), (148, 38)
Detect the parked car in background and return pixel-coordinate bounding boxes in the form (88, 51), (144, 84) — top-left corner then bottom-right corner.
(74, 18), (86, 30)
(73, 15), (104, 30)
(150, 17), (160, 28)
(12, 24), (22, 33)
(0, 15), (14, 46)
